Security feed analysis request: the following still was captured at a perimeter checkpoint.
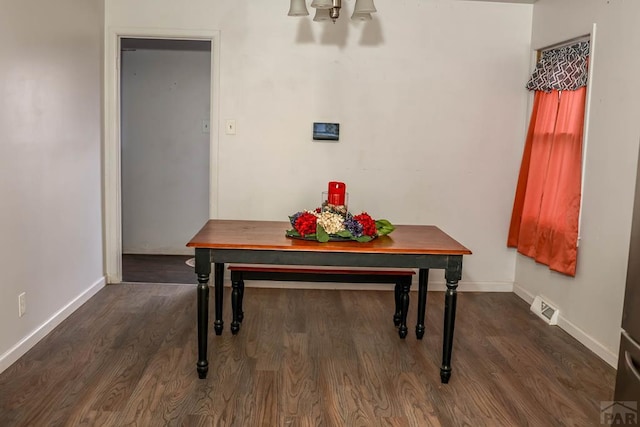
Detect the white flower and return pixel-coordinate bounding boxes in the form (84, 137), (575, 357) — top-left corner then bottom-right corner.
(315, 211), (345, 234)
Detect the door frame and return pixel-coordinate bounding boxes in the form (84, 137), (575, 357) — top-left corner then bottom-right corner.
(104, 27), (220, 283)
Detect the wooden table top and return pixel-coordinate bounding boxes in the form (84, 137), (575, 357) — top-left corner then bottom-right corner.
(187, 220), (471, 256)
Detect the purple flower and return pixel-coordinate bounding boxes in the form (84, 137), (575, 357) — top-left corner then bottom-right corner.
(289, 211), (304, 227)
(344, 214), (364, 237)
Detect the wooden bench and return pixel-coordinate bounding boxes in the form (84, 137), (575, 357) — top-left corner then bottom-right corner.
(228, 265), (416, 338)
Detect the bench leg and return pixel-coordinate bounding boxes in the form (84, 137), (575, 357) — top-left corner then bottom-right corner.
(231, 278), (244, 335)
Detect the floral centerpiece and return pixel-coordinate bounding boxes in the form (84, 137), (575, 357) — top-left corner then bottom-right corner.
(286, 202), (395, 243)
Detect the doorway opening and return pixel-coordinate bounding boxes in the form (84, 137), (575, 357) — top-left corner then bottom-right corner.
(104, 31), (219, 284)
(117, 37), (213, 284)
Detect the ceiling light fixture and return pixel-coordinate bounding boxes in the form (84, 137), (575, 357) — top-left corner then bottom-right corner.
(288, 0), (377, 23)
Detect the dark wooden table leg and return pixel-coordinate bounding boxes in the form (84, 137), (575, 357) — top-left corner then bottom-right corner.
(416, 269), (429, 339)
(195, 248), (210, 379)
(440, 257), (462, 384)
(213, 262), (224, 336)
(231, 276), (242, 335)
(398, 278), (411, 339)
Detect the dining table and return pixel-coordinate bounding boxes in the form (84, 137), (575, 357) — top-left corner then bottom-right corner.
(186, 219), (471, 383)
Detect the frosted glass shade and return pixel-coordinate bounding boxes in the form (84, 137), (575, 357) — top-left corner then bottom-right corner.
(313, 9), (332, 21)
(351, 11), (372, 21)
(311, 0), (333, 9)
(353, 0), (377, 14)
(288, 0), (309, 16)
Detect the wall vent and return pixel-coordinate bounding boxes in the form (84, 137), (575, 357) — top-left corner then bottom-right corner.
(530, 295), (559, 325)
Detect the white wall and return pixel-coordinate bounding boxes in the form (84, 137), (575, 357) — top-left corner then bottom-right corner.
(0, 1), (105, 372)
(106, 0), (534, 290)
(121, 48), (211, 255)
(513, 0), (640, 366)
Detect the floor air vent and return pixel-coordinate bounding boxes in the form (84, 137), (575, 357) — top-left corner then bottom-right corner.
(530, 296), (559, 325)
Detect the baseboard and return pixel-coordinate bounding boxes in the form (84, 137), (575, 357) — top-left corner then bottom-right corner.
(429, 281), (513, 292)
(557, 315), (618, 368)
(121, 279), (514, 293)
(513, 283), (618, 368)
(0, 276), (106, 374)
(123, 248), (193, 256)
(512, 282), (536, 304)
(181, 267), (513, 292)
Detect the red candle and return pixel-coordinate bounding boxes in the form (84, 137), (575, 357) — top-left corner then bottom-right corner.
(328, 181), (346, 205)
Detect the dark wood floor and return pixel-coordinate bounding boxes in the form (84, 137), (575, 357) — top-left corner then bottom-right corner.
(0, 282), (615, 426)
(122, 254), (195, 284)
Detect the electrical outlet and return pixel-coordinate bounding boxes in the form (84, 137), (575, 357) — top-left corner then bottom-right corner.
(18, 292), (26, 317)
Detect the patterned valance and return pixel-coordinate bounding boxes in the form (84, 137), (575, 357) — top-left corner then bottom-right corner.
(526, 41), (589, 92)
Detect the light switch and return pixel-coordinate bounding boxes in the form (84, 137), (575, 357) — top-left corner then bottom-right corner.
(225, 119), (236, 135)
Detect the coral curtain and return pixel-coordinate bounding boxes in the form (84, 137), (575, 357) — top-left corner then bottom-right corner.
(507, 88), (586, 276)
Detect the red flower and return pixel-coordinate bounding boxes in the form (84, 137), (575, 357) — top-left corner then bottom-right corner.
(294, 212), (317, 237)
(354, 212), (377, 236)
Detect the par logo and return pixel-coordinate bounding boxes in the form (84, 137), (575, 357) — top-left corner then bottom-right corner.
(600, 401), (638, 425)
